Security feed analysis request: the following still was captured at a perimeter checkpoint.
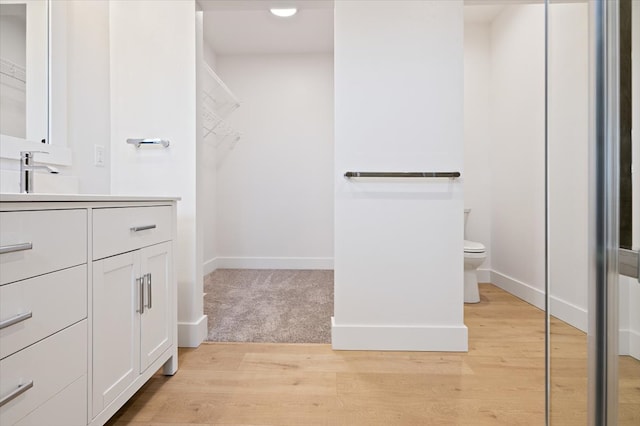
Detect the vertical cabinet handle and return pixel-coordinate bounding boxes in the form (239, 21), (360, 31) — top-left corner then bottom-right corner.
(0, 381), (34, 407)
(146, 273), (152, 309)
(136, 273), (153, 314)
(137, 276), (145, 314)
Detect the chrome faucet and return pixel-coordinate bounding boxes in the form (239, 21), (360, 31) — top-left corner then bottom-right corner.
(20, 151), (59, 194)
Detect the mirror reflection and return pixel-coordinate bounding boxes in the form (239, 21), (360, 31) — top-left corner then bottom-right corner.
(618, 0), (639, 423)
(0, 0), (48, 146)
(0, 3), (26, 138)
(549, 0), (639, 424)
(547, 1), (590, 422)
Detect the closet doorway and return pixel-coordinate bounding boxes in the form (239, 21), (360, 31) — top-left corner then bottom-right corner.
(197, 0), (335, 344)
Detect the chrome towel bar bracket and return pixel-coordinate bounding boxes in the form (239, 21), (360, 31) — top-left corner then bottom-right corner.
(344, 171), (461, 179)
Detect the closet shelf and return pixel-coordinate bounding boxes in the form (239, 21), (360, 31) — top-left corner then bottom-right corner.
(0, 57), (26, 83)
(202, 63), (241, 147)
(203, 63), (239, 118)
(203, 110), (240, 140)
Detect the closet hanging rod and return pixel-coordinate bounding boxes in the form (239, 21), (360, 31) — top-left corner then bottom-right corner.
(344, 171), (461, 179)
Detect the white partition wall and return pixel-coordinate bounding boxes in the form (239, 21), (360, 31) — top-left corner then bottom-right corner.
(332, 0), (467, 351)
(109, 0), (206, 347)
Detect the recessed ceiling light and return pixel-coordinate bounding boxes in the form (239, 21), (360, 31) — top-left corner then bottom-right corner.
(270, 8), (297, 18)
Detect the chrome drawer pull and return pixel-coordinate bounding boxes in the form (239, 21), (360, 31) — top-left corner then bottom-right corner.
(0, 242), (33, 255)
(0, 380), (34, 408)
(0, 311), (33, 330)
(130, 225), (156, 232)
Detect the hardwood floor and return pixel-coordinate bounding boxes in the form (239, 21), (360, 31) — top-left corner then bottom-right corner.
(105, 284), (638, 425)
(549, 318), (640, 425)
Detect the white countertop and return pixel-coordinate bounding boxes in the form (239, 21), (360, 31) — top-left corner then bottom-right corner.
(0, 193), (180, 203)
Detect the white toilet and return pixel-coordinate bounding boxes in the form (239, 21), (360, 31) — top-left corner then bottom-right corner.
(464, 209), (486, 303)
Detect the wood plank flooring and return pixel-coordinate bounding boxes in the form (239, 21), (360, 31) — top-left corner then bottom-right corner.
(549, 317), (640, 425)
(105, 284), (639, 425)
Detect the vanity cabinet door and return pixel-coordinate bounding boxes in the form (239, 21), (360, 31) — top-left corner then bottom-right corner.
(139, 242), (173, 373)
(92, 252), (139, 418)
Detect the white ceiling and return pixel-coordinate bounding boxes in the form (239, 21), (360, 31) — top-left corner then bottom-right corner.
(198, 0), (505, 56)
(199, 0), (334, 55)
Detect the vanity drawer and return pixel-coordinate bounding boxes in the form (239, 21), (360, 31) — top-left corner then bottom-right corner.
(0, 265), (87, 359)
(92, 205), (172, 260)
(13, 375), (86, 426)
(0, 210), (87, 286)
(0, 320), (87, 426)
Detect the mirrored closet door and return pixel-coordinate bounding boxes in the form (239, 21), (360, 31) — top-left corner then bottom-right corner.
(547, 0), (640, 424)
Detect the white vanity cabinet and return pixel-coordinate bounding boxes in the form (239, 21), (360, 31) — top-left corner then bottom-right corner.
(91, 206), (173, 419)
(0, 195), (178, 426)
(0, 208), (88, 426)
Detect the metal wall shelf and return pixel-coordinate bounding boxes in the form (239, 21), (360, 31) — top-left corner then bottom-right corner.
(202, 63), (241, 147)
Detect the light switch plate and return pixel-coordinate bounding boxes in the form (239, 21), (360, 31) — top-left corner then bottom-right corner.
(94, 145), (105, 167)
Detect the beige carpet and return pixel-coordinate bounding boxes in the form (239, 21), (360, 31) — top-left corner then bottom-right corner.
(204, 269), (333, 343)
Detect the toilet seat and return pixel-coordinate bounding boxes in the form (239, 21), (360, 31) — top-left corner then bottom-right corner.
(464, 240), (485, 253)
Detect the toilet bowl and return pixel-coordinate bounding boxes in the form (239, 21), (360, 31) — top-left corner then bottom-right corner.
(464, 240), (486, 303)
(463, 209), (486, 303)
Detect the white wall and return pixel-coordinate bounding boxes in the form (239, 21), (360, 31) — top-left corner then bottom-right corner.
(109, 0), (206, 347)
(547, 2), (589, 330)
(201, 41), (217, 275)
(463, 22), (492, 276)
(65, 0), (110, 194)
(468, 3), (590, 327)
(488, 4), (546, 307)
(333, 0), (466, 351)
(620, 275), (640, 358)
(214, 53), (334, 270)
(0, 1), (108, 195)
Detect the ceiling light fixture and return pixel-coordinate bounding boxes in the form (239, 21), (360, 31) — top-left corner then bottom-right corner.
(269, 7), (297, 18)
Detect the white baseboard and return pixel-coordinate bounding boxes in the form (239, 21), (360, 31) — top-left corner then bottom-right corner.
(203, 257), (217, 275)
(550, 295), (588, 333)
(178, 314), (208, 347)
(215, 256), (334, 270)
(490, 270), (545, 310)
(489, 270), (589, 333)
(619, 329), (640, 361)
(331, 317), (468, 351)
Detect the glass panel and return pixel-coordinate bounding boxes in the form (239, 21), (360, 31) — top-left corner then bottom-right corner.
(618, 0), (640, 424)
(547, 0), (589, 423)
(548, 0), (640, 423)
